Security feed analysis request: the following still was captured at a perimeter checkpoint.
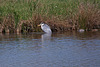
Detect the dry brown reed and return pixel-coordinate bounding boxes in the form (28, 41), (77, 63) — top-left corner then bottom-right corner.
(72, 2), (100, 31)
(0, 14), (15, 33)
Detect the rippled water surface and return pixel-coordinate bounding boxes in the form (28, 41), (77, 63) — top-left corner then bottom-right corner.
(0, 31), (100, 67)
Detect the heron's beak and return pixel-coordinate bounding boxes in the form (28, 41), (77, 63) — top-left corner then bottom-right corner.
(38, 24), (41, 26)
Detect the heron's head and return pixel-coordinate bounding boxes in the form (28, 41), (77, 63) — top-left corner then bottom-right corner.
(38, 22), (45, 27)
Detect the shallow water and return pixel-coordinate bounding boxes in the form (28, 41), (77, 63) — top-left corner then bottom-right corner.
(0, 31), (100, 67)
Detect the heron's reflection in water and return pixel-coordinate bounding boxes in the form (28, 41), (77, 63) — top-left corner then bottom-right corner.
(41, 33), (52, 45)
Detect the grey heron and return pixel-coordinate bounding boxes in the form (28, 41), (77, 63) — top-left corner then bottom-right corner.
(38, 22), (52, 33)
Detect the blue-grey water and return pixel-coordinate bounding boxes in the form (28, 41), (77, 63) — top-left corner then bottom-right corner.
(0, 31), (100, 67)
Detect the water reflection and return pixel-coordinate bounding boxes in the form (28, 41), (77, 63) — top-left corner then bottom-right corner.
(41, 33), (51, 42)
(40, 33), (52, 49)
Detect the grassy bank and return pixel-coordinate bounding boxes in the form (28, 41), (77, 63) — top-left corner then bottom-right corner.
(0, 0), (100, 33)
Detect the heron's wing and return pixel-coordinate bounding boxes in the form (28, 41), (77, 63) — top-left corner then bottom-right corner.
(41, 24), (51, 33)
(44, 24), (51, 28)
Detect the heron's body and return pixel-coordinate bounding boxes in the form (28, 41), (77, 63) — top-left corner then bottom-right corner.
(39, 23), (52, 33)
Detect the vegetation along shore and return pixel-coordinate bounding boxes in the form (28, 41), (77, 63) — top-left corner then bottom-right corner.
(0, 0), (100, 33)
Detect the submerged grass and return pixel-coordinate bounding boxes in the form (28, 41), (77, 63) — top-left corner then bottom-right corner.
(0, 0), (100, 33)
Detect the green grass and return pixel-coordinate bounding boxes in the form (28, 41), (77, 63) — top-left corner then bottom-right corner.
(0, 0), (99, 19)
(0, 0), (100, 32)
